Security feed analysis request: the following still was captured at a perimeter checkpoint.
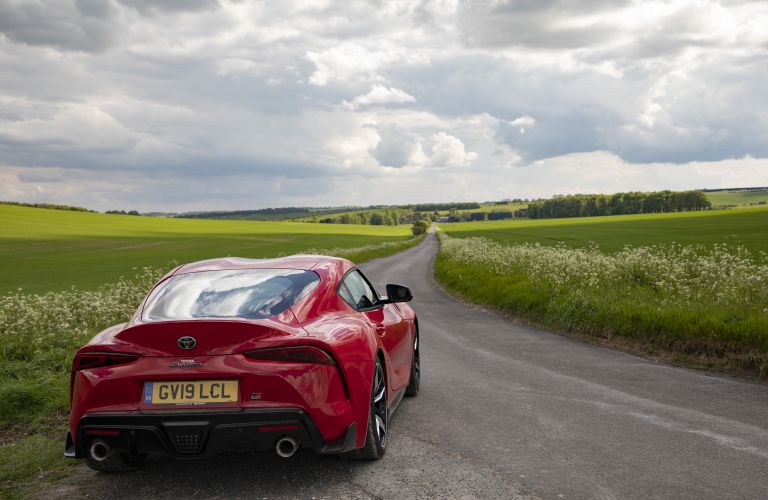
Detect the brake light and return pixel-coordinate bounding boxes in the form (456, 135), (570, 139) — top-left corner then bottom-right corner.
(73, 352), (138, 371)
(243, 346), (336, 365)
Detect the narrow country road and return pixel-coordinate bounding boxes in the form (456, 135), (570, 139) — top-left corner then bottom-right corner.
(53, 231), (768, 499)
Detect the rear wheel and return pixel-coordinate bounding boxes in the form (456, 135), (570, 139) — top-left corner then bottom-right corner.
(341, 357), (387, 460)
(85, 451), (147, 473)
(405, 330), (420, 397)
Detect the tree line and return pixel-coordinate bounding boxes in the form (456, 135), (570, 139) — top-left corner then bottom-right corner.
(441, 209), (519, 222)
(318, 208), (431, 226)
(175, 207), (317, 219)
(0, 201), (94, 212)
(527, 190), (711, 219)
(105, 210), (141, 215)
(400, 202), (480, 212)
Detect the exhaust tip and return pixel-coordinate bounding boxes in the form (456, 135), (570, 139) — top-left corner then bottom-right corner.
(89, 440), (110, 462)
(275, 436), (299, 458)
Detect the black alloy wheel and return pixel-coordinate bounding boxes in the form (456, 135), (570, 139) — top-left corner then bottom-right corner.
(372, 360), (388, 448)
(341, 357), (387, 460)
(405, 332), (420, 397)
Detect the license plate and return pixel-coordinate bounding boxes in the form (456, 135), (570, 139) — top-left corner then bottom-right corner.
(143, 380), (239, 406)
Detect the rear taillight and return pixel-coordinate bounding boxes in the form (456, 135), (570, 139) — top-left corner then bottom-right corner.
(243, 346), (336, 365)
(73, 352), (138, 371)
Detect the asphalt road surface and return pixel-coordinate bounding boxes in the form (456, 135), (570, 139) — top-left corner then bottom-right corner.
(53, 231), (768, 499)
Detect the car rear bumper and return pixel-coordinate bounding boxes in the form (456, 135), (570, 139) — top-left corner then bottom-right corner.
(65, 409), (357, 460)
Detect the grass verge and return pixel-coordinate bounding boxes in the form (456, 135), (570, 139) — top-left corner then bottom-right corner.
(434, 232), (768, 380)
(0, 432), (75, 500)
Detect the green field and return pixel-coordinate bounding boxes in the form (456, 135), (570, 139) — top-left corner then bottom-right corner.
(0, 205), (414, 293)
(704, 189), (768, 208)
(436, 207), (768, 382)
(439, 207), (768, 253)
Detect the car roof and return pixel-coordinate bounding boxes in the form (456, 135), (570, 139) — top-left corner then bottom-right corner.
(171, 255), (354, 276)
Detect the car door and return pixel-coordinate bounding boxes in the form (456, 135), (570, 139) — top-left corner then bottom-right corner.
(338, 269), (411, 391)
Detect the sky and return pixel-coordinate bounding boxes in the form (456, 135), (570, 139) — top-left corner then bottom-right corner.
(0, 0), (767, 212)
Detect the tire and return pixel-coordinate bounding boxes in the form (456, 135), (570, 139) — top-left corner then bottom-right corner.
(341, 357), (388, 460)
(405, 329), (420, 397)
(85, 451), (147, 473)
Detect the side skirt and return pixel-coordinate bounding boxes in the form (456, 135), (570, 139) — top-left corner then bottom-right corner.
(389, 387), (407, 417)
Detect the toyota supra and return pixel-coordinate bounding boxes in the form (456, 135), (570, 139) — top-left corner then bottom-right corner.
(64, 255), (420, 471)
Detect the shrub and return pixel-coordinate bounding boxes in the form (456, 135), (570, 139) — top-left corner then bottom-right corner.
(411, 221), (429, 235)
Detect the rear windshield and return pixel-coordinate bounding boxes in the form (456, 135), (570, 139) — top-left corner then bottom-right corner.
(142, 268), (320, 322)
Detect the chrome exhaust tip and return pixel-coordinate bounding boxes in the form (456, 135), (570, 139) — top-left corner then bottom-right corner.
(89, 440), (110, 462)
(275, 436), (299, 458)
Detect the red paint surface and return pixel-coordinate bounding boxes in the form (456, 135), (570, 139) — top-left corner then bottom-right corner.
(69, 255), (416, 450)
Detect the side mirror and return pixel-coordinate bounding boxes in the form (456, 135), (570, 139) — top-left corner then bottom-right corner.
(384, 284), (413, 303)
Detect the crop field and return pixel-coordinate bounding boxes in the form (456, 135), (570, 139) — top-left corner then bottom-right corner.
(436, 207), (768, 380)
(440, 207), (768, 254)
(0, 204), (415, 293)
(704, 188), (768, 208)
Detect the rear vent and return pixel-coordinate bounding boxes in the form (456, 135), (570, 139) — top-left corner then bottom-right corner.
(163, 422), (209, 455)
(171, 429), (202, 453)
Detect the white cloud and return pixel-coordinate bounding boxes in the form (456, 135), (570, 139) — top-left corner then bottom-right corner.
(523, 152), (768, 197)
(343, 85), (416, 110)
(306, 42), (427, 86)
(0, 0), (766, 210)
(510, 115), (536, 127)
(428, 132), (477, 168)
(0, 98), (141, 154)
(370, 123), (424, 168)
(509, 115), (536, 134)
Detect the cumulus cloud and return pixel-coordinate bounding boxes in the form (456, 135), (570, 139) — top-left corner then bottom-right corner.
(428, 132), (477, 168)
(370, 124), (425, 168)
(306, 41), (429, 86)
(507, 115), (536, 135)
(344, 85), (416, 110)
(0, 0), (766, 210)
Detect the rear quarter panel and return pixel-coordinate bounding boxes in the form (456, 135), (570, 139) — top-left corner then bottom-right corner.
(298, 310), (378, 449)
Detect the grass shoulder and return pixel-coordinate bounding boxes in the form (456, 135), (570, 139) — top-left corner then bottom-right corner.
(434, 232), (768, 381)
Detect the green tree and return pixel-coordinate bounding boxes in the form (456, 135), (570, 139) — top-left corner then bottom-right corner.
(411, 221), (428, 235)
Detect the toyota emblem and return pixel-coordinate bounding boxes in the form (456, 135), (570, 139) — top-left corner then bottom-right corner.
(177, 336), (197, 350)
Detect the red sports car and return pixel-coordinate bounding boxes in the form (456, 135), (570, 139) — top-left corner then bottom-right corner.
(65, 255), (420, 471)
